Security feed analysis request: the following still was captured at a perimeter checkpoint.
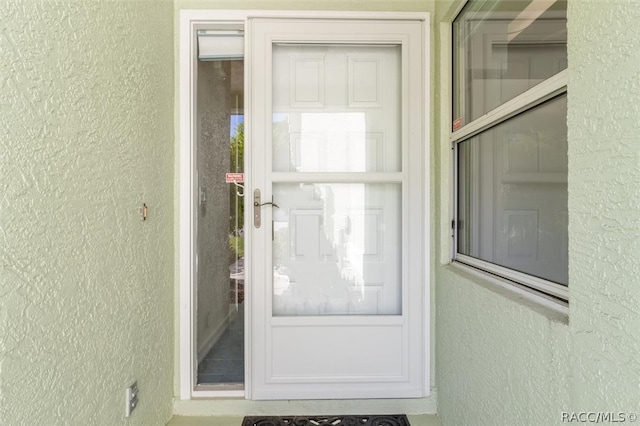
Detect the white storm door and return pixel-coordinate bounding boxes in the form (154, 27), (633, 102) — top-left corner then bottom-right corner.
(249, 17), (426, 400)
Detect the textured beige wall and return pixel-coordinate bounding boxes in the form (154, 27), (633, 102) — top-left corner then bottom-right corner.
(567, 0), (640, 413)
(175, 0), (433, 11)
(0, 1), (175, 425)
(434, 1), (640, 425)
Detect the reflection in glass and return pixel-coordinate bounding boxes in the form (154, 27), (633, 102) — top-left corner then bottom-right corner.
(272, 44), (401, 173)
(195, 57), (245, 386)
(457, 95), (568, 285)
(272, 183), (402, 316)
(453, 0), (567, 125)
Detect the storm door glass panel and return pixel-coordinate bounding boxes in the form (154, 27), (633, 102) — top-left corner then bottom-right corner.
(272, 44), (401, 173)
(272, 183), (401, 316)
(270, 43), (403, 316)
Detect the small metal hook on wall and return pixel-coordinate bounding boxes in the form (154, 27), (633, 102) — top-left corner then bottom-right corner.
(233, 181), (245, 197)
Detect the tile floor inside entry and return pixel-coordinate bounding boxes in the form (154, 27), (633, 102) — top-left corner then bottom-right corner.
(197, 303), (244, 384)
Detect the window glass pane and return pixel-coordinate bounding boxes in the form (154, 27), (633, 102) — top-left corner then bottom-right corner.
(196, 58), (245, 386)
(272, 44), (402, 172)
(457, 95), (568, 285)
(453, 0), (567, 127)
(272, 183), (402, 316)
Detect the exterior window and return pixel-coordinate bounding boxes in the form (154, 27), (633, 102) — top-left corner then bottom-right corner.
(452, 0), (568, 300)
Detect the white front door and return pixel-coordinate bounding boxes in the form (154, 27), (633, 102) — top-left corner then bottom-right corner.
(249, 17), (426, 400)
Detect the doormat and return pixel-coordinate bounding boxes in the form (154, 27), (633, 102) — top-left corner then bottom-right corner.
(241, 415), (410, 426)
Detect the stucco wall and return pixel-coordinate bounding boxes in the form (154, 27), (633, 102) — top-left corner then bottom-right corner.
(175, 0), (433, 11)
(567, 0), (640, 413)
(0, 1), (175, 425)
(434, 1), (640, 425)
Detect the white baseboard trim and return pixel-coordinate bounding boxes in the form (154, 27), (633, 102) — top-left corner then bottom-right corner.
(173, 394), (438, 416)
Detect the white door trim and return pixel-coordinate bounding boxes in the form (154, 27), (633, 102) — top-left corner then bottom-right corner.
(249, 18), (427, 400)
(179, 9), (252, 400)
(178, 9), (430, 401)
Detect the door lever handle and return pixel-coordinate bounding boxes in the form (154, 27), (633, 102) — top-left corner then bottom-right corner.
(254, 201), (279, 209)
(254, 189), (278, 228)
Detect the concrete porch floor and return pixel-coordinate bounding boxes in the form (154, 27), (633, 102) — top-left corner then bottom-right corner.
(167, 414), (441, 426)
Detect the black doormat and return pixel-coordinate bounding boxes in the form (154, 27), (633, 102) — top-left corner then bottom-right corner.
(242, 415), (410, 426)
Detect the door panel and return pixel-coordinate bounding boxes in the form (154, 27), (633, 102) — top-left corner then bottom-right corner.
(250, 17), (425, 400)
(270, 324), (404, 378)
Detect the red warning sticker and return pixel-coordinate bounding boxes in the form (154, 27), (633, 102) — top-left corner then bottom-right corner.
(225, 173), (244, 183)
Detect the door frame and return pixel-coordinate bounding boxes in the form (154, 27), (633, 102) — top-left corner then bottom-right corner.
(179, 9), (430, 401)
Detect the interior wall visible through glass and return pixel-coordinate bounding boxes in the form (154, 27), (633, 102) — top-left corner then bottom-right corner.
(195, 50), (245, 388)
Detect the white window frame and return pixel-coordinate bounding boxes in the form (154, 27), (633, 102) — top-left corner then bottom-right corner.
(450, 1), (569, 304)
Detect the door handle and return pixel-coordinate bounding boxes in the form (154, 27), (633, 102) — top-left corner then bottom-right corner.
(253, 189), (279, 228)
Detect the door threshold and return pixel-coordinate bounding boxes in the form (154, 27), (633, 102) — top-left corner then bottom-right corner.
(195, 383), (244, 392)
(174, 396), (437, 415)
